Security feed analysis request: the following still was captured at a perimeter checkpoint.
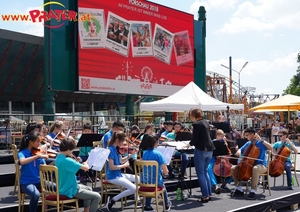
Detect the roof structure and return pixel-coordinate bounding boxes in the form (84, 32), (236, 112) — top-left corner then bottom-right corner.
(0, 29), (125, 111)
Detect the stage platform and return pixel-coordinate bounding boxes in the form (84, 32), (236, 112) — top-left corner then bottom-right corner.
(2, 142), (300, 211)
(0, 164), (300, 212)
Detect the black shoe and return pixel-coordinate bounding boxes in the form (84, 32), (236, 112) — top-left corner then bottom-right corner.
(221, 185), (231, 193)
(178, 174), (187, 179)
(144, 206), (154, 211)
(106, 196), (115, 212)
(233, 189), (244, 196)
(262, 182), (269, 189)
(288, 186), (294, 190)
(215, 187), (221, 194)
(168, 174), (175, 179)
(247, 192), (256, 200)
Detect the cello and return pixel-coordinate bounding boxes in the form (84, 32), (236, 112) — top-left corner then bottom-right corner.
(269, 142), (290, 177)
(213, 156), (232, 178)
(213, 138), (232, 178)
(234, 138), (260, 181)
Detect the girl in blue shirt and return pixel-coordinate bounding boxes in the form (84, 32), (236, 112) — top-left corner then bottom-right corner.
(18, 131), (48, 212)
(106, 131), (141, 211)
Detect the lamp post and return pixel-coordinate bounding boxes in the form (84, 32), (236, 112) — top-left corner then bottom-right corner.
(221, 61), (248, 103)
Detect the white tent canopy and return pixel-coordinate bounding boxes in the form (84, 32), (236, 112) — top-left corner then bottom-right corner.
(140, 81), (244, 112)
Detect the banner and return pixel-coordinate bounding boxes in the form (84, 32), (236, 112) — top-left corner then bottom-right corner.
(78, 0), (194, 96)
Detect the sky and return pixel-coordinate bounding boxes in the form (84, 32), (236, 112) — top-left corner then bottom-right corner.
(1, 0), (300, 98)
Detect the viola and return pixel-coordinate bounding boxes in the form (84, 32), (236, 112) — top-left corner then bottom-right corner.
(269, 142), (290, 177)
(234, 139), (260, 181)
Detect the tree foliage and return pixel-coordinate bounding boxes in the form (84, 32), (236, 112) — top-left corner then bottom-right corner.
(283, 52), (300, 95)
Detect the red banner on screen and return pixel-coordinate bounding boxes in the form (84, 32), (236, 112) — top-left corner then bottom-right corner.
(78, 0), (194, 96)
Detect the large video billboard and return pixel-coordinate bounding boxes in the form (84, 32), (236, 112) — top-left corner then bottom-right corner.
(78, 0), (194, 96)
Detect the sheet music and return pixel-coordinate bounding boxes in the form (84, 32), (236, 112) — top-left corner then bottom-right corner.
(156, 146), (176, 165)
(88, 147), (110, 171)
(162, 141), (194, 150)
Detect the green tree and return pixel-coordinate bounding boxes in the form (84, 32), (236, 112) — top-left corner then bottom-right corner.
(284, 52), (300, 95)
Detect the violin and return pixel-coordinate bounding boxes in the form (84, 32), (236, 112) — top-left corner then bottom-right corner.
(67, 153), (81, 162)
(258, 126), (267, 136)
(56, 131), (66, 140)
(130, 135), (141, 146)
(234, 138), (260, 181)
(117, 139), (138, 155)
(269, 141), (290, 177)
(32, 147), (57, 159)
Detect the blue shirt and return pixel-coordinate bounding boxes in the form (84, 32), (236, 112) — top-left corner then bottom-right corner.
(272, 141), (295, 162)
(166, 132), (176, 140)
(142, 149), (166, 186)
(55, 154), (82, 198)
(103, 130), (113, 148)
(18, 148), (45, 185)
(240, 140), (268, 166)
(106, 145), (122, 180)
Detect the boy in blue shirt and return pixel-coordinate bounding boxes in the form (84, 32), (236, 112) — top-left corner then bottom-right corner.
(55, 138), (100, 212)
(272, 129), (298, 190)
(142, 135), (172, 211)
(231, 128), (272, 199)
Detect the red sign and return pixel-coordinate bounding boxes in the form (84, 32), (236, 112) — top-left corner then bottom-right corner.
(78, 0), (194, 96)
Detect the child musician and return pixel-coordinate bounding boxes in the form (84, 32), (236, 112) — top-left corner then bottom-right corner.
(55, 138), (101, 212)
(207, 129), (232, 194)
(106, 131), (141, 211)
(18, 131), (49, 212)
(273, 129), (298, 190)
(231, 128), (272, 200)
(142, 135), (172, 211)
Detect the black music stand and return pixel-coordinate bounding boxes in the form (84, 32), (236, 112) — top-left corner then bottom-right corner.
(176, 148), (194, 198)
(77, 133), (103, 149)
(77, 134), (103, 183)
(236, 138), (248, 148)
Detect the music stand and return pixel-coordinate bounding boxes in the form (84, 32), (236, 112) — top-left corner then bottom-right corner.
(77, 133), (103, 183)
(236, 138), (248, 148)
(77, 134), (103, 148)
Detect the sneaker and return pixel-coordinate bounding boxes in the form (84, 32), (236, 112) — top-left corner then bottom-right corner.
(247, 192), (256, 200)
(106, 196), (115, 212)
(215, 187), (221, 194)
(166, 201), (172, 212)
(144, 206), (154, 211)
(136, 202), (143, 209)
(221, 185), (231, 193)
(233, 189), (244, 196)
(287, 186), (294, 190)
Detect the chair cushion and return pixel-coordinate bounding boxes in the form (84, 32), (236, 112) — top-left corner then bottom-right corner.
(46, 195), (71, 201)
(139, 186), (164, 192)
(103, 180), (110, 184)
